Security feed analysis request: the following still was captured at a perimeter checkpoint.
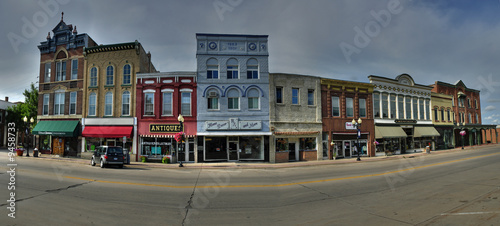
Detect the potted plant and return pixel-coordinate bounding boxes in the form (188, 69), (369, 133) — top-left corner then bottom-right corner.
(141, 156), (147, 163)
(162, 156), (170, 164)
(15, 146), (24, 156)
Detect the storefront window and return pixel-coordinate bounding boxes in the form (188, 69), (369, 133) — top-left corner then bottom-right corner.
(205, 137), (227, 160)
(276, 138), (289, 151)
(299, 138), (316, 151)
(39, 135), (51, 152)
(239, 136), (263, 160)
(141, 137), (174, 158)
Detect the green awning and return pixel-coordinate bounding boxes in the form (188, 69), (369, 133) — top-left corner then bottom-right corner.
(32, 120), (80, 137)
(414, 126), (440, 138)
(375, 126), (408, 139)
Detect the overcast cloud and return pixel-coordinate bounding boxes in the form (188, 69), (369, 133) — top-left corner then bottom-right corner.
(1, 0), (499, 124)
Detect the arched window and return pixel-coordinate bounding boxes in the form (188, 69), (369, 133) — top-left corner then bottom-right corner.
(90, 67), (97, 87)
(248, 89), (260, 110)
(227, 58), (238, 79)
(122, 91), (130, 116)
(89, 93), (97, 116)
(227, 89), (239, 110)
(246, 58), (258, 79)
(106, 66), (114, 85)
(207, 58), (219, 79)
(105, 92), (113, 116)
(123, 64), (131, 85)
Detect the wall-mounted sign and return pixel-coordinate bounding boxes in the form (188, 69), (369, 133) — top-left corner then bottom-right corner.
(206, 121), (229, 130)
(239, 121), (262, 130)
(345, 122), (356, 130)
(206, 120), (262, 130)
(149, 124), (183, 133)
(395, 119), (417, 124)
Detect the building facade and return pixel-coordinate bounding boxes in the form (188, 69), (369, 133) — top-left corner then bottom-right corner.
(431, 92), (455, 149)
(81, 41), (156, 160)
(0, 97), (17, 148)
(136, 72), (197, 162)
(196, 33), (271, 162)
(269, 73), (323, 163)
(431, 80), (496, 147)
(321, 79), (376, 158)
(369, 74), (439, 155)
(34, 15), (97, 156)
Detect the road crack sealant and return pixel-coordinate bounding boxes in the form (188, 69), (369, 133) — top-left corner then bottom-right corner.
(182, 168), (202, 226)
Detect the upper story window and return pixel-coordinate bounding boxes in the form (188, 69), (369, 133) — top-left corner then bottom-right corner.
(467, 98), (471, 108)
(475, 99), (478, 109)
(447, 109), (451, 122)
(452, 97), (455, 106)
(475, 113), (479, 123)
(440, 108), (445, 121)
(246, 59), (258, 79)
(459, 97), (465, 107)
(227, 89), (240, 110)
(382, 93), (388, 119)
(105, 92), (113, 116)
(405, 96), (411, 119)
(419, 98), (425, 120)
(106, 66), (114, 85)
(248, 89), (260, 110)
(346, 97), (354, 118)
(71, 59), (78, 80)
(373, 93), (380, 118)
(468, 113), (472, 124)
(122, 91), (130, 116)
(412, 97), (418, 120)
(181, 91), (192, 116)
(332, 96), (340, 117)
(123, 64), (131, 85)
(44, 63), (51, 83)
(162, 91), (173, 116)
(434, 108), (438, 121)
(292, 88), (299, 105)
(207, 58), (219, 79)
(43, 94), (49, 115)
(56, 61), (66, 81)
(390, 94), (396, 119)
(144, 91), (155, 116)
(69, 92), (77, 115)
(359, 98), (367, 118)
(276, 87), (283, 104)
(226, 59), (239, 79)
(89, 93), (97, 116)
(425, 99), (430, 120)
(207, 89), (220, 110)
(54, 91), (65, 115)
(398, 95), (404, 119)
(90, 67), (97, 87)
(307, 90), (314, 106)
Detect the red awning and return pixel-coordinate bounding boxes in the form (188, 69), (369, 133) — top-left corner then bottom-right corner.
(82, 126), (133, 138)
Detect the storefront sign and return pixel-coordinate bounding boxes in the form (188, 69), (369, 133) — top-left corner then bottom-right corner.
(345, 122), (356, 130)
(149, 124), (182, 133)
(395, 119), (417, 124)
(206, 120), (262, 130)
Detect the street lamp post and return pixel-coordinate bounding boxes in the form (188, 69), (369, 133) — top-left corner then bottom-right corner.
(352, 118), (362, 161)
(23, 116), (34, 157)
(460, 130), (466, 149)
(178, 114), (184, 167)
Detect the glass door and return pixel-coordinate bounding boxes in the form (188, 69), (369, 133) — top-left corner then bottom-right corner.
(228, 137), (239, 161)
(343, 140), (351, 157)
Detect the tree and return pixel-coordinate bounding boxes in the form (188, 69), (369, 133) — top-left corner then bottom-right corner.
(6, 83), (38, 135)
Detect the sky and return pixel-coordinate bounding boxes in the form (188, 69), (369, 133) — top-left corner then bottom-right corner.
(1, 0), (500, 124)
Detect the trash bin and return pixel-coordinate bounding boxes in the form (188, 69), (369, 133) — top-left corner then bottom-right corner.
(33, 148), (39, 157)
(425, 146), (431, 154)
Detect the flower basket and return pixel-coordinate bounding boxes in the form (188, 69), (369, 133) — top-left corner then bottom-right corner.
(16, 149), (23, 156)
(141, 156), (147, 163)
(162, 156), (170, 164)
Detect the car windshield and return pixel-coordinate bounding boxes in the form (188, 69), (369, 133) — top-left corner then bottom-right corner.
(107, 147), (123, 154)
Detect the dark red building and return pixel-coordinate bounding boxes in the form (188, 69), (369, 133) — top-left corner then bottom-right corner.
(136, 72), (197, 162)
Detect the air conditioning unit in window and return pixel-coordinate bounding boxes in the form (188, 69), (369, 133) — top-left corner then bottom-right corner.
(208, 91), (218, 98)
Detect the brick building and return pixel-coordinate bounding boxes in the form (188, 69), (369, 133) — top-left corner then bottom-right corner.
(33, 14), (97, 156)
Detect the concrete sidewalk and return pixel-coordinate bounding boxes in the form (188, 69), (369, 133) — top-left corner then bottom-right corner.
(2, 143), (498, 169)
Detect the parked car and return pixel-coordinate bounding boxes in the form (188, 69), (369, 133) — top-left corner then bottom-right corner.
(91, 146), (125, 168)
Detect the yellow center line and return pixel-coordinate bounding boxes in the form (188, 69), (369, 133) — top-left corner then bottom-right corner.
(64, 152), (500, 189)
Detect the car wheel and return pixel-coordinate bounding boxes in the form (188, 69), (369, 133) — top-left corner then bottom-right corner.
(118, 164), (123, 169)
(100, 159), (105, 168)
(91, 158), (95, 166)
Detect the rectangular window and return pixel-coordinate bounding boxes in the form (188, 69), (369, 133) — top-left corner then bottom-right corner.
(228, 97), (239, 110)
(419, 98), (424, 120)
(144, 93), (154, 116)
(248, 97), (259, 110)
(452, 97), (454, 106)
(475, 100), (478, 109)
(56, 61), (66, 81)
(398, 95), (404, 119)
(476, 113), (479, 123)
(162, 92), (172, 115)
(425, 99), (430, 120)
(43, 94), (49, 115)
(208, 97), (219, 110)
(292, 88), (299, 105)
(447, 109), (451, 121)
(467, 99), (471, 108)
(89, 94), (96, 116)
(207, 65), (218, 79)
(346, 97), (354, 117)
(468, 113), (472, 124)
(373, 93), (380, 118)
(405, 96), (411, 119)
(307, 89), (314, 105)
(382, 93), (388, 118)
(246, 66), (258, 79)
(105, 93), (113, 116)
(227, 66), (238, 79)
(181, 92), (191, 116)
(390, 94), (396, 119)
(434, 109), (438, 121)
(44, 63), (51, 82)
(71, 59), (78, 80)
(359, 98), (366, 118)
(69, 92), (77, 115)
(332, 96), (340, 117)
(54, 92), (65, 115)
(412, 97), (418, 120)
(440, 109), (445, 121)
(122, 92), (130, 116)
(276, 87), (283, 104)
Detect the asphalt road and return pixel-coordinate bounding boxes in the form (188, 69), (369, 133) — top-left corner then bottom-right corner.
(1, 145), (499, 225)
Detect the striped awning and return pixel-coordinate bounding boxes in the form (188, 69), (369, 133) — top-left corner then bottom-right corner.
(140, 134), (196, 138)
(274, 131), (320, 136)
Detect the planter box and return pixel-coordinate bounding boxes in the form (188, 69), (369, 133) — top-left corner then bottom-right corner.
(275, 151), (289, 163)
(299, 150), (317, 161)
